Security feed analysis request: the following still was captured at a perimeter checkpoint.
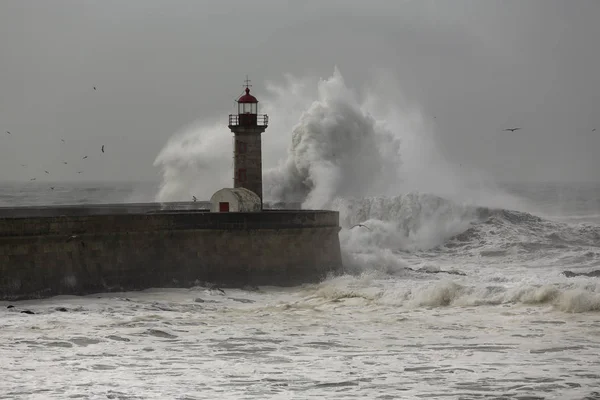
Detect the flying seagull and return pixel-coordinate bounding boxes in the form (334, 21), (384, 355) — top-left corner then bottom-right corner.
(61, 139), (65, 143)
(77, 171), (83, 174)
(63, 162), (68, 164)
(66, 234), (79, 242)
(20, 164), (26, 167)
(30, 178), (36, 181)
(44, 170), (49, 174)
(6, 131), (10, 135)
(82, 156), (88, 159)
(101, 145), (104, 153)
(93, 87), (96, 90)
(503, 128), (521, 132)
(351, 224), (371, 231)
(50, 187), (55, 190)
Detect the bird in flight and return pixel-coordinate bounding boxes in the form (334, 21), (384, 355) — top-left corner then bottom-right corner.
(82, 156), (88, 159)
(61, 139), (65, 143)
(593, 129), (597, 132)
(30, 178), (36, 181)
(350, 224), (371, 231)
(6, 131), (10, 135)
(63, 162), (68, 164)
(93, 87), (97, 90)
(44, 170), (49, 174)
(50, 187), (55, 190)
(101, 145), (104, 153)
(503, 128), (521, 132)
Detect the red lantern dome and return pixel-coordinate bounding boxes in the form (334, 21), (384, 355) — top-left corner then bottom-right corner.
(237, 88), (258, 104)
(237, 87), (258, 115)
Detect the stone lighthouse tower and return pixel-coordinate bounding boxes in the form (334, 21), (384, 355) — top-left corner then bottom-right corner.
(228, 78), (268, 206)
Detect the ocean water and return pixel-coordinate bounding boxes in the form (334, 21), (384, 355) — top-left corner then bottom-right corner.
(1, 181), (600, 399)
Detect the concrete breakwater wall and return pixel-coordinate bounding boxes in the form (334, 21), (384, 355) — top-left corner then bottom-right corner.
(0, 201), (212, 218)
(0, 206), (343, 300)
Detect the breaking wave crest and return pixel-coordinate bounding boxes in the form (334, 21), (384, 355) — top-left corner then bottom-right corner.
(335, 193), (486, 251)
(305, 273), (600, 313)
(334, 191), (600, 255)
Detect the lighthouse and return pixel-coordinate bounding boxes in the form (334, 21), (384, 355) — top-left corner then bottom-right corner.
(228, 78), (268, 206)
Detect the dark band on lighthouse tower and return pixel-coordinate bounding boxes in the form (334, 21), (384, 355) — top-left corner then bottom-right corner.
(228, 78), (268, 206)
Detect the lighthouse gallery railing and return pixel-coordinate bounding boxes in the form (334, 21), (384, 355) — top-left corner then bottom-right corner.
(228, 114), (269, 127)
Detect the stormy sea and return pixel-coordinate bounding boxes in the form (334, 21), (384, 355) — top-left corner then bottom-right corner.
(2, 71), (600, 399)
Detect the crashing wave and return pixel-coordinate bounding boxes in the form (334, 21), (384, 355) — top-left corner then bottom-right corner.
(307, 273), (600, 313)
(152, 68), (600, 302)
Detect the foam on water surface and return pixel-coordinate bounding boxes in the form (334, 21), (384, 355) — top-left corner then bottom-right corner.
(1, 281), (599, 399)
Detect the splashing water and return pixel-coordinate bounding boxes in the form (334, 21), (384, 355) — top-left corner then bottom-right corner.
(153, 67), (525, 243)
(151, 67), (600, 307)
(154, 67), (515, 207)
(152, 67), (547, 281)
(262, 67), (406, 209)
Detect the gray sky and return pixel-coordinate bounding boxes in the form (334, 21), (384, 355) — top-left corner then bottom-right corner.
(1, 0), (599, 184)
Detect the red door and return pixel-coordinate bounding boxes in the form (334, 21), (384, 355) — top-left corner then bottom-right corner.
(219, 202), (230, 212)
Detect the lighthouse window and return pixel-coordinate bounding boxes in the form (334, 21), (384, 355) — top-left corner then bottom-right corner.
(237, 168), (247, 183)
(239, 102), (257, 114)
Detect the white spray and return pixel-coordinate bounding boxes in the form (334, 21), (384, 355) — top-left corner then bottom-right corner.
(154, 67), (523, 252)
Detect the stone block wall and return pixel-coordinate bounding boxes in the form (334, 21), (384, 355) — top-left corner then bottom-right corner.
(0, 210), (343, 300)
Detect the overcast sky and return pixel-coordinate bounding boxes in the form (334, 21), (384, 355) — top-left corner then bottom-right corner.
(1, 0), (599, 184)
